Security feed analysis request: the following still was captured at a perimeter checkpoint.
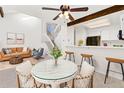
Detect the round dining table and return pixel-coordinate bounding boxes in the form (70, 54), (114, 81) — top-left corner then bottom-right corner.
(31, 59), (78, 88)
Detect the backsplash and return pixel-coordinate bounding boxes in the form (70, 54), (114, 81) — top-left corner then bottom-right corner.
(102, 40), (124, 47)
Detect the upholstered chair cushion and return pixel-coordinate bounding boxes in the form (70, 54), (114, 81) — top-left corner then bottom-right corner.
(16, 61), (32, 76)
(80, 61), (95, 77)
(74, 61), (95, 88)
(16, 61), (34, 88)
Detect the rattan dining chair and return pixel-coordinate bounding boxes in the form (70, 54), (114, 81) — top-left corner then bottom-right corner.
(65, 61), (95, 88)
(16, 61), (43, 88)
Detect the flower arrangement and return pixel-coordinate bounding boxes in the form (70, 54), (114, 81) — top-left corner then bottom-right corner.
(50, 47), (62, 65)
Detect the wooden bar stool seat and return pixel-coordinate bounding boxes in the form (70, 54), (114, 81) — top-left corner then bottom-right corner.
(104, 57), (124, 84)
(65, 51), (75, 62)
(65, 51), (74, 54)
(80, 54), (94, 66)
(81, 54), (93, 58)
(106, 57), (124, 63)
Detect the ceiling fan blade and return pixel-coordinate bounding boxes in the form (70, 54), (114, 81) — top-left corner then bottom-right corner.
(0, 7), (4, 17)
(53, 13), (61, 20)
(70, 7), (88, 12)
(68, 13), (74, 21)
(42, 7), (60, 11)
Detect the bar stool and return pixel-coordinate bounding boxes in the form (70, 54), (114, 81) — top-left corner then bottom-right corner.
(80, 54), (94, 66)
(65, 51), (75, 63)
(104, 57), (124, 84)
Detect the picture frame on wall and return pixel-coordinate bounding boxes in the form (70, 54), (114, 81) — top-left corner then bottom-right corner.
(7, 32), (24, 45)
(16, 33), (24, 44)
(7, 32), (16, 44)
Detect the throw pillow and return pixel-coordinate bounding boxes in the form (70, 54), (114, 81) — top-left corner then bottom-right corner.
(2, 48), (6, 54)
(23, 47), (27, 52)
(5, 48), (10, 54)
(38, 48), (44, 55)
(8, 48), (12, 54)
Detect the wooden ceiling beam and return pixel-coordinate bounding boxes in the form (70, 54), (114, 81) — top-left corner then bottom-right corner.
(0, 7), (4, 17)
(67, 5), (124, 26)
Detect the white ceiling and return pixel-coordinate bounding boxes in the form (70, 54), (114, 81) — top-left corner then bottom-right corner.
(1, 5), (124, 28)
(2, 5), (111, 19)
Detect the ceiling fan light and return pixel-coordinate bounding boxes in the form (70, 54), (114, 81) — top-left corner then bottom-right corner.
(65, 15), (69, 19)
(64, 11), (69, 16)
(59, 13), (63, 18)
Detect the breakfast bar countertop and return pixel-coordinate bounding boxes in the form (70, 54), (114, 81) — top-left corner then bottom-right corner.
(65, 45), (124, 80)
(66, 45), (124, 49)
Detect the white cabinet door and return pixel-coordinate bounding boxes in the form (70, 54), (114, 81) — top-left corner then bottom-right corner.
(101, 30), (109, 40)
(101, 25), (119, 40)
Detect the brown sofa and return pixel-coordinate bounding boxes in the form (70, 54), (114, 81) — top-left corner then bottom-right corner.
(0, 47), (32, 62)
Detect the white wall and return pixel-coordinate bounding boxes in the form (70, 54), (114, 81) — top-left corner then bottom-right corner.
(0, 13), (42, 49)
(67, 26), (88, 46)
(75, 26), (87, 46)
(87, 25), (120, 40)
(67, 26), (74, 45)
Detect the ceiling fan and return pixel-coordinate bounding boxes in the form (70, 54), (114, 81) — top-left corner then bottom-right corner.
(0, 7), (4, 17)
(42, 5), (88, 21)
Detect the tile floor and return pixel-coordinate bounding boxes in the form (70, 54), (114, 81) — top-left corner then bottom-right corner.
(0, 57), (124, 88)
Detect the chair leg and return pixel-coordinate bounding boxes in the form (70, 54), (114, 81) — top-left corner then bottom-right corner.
(91, 57), (94, 66)
(43, 84), (46, 88)
(73, 54), (75, 63)
(91, 75), (94, 88)
(33, 78), (38, 88)
(65, 54), (67, 60)
(80, 57), (83, 72)
(88, 58), (90, 64)
(69, 54), (71, 61)
(84, 57), (86, 61)
(72, 79), (75, 88)
(16, 74), (21, 88)
(120, 63), (124, 80)
(104, 62), (110, 84)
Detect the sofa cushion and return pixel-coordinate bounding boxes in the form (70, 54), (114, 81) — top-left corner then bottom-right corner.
(8, 48), (12, 54)
(0, 52), (5, 57)
(18, 52), (29, 55)
(11, 48), (17, 53)
(0, 53), (2, 59)
(23, 47), (28, 52)
(4, 54), (12, 58)
(17, 47), (23, 52)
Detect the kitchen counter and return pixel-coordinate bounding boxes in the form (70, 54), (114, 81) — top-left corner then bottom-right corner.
(66, 45), (124, 49)
(65, 45), (124, 80)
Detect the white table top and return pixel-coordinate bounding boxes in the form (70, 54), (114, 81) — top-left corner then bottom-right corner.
(31, 59), (78, 80)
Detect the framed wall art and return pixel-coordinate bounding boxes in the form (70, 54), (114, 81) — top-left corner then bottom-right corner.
(7, 32), (16, 44)
(7, 32), (24, 45)
(16, 33), (24, 44)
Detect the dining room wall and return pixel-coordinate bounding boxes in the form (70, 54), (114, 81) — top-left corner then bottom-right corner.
(0, 12), (42, 49)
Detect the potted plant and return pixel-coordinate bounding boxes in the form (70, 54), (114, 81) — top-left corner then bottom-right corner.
(78, 39), (84, 46)
(50, 47), (62, 65)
